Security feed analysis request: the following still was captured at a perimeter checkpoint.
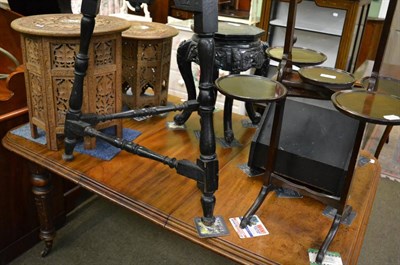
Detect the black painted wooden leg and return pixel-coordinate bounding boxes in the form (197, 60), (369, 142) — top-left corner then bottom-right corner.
(245, 102), (261, 125)
(316, 205), (352, 263)
(223, 97), (234, 143)
(174, 39), (198, 125)
(63, 0), (100, 161)
(254, 41), (270, 78)
(240, 99), (286, 228)
(29, 162), (55, 257)
(197, 32), (218, 225)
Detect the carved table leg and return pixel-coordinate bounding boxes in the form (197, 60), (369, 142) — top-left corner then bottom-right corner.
(254, 41), (270, 78)
(244, 102), (261, 125)
(223, 97), (234, 143)
(63, 0), (101, 161)
(174, 39), (198, 125)
(29, 162), (55, 257)
(189, 0), (224, 232)
(197, 32), (218, 226)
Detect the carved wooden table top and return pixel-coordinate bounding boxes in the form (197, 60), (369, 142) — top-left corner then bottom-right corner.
(2, 96), (381, 264)
(11, 14), (130, 37)
(122, 21), (178, 40)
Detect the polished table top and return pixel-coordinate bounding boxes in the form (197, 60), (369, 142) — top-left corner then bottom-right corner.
(332, 90), (400, 125)
(267, 46), (327, 66)
(215, 74), (287, 103)
(2, 96), (381, 264)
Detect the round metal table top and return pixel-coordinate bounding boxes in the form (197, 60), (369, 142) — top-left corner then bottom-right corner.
(11, 14), (130, 37)
(266, 46), (327, 66)
(331, 89), (400, 125)
(122, 21), (179, 40)
(298, 66), (355, 90)
(215, 74), (287, 103)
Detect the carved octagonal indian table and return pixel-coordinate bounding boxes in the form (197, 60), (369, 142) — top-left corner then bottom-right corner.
(11, 14), (130, 150)
(121, 21), (178, 109)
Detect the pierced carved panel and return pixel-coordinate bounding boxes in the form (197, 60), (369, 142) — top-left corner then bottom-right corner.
(122, 41), (137, 61)
(94, 39), (115, 66)
(140, 42), (159, 62)
(54, 78), (74, 125)
(51, 43), (77, 69)
(139, 66), (157, 90)
(25, 37), (42, 67)
(96, 73), (116, 114)
(29, 73), (45, 121)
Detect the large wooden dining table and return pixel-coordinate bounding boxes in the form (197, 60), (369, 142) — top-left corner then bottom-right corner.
(2, 95), (381, 264)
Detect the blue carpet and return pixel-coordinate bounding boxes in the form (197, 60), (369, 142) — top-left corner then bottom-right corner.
(11, 123), (141, 161)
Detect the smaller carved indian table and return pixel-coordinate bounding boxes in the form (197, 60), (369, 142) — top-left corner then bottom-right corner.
(121, 21), (178, 109)
(11, 14), (130, 150)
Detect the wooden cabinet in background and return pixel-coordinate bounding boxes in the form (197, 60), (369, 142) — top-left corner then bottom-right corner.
(168, 0), (252, 21)
(169, 5), (194, 20)
(356, 18), (384, 69)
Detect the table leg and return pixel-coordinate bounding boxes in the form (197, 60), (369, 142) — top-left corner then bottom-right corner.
(29, 162), (55, 257)
(316, 205), (352, 263)
(223, 97), (234, 143)
(174, 39), (198, 125)
(240, 99), (286, 228)
(63, 0), (101, 161)
(254, 41), (270, 78)
(374, 125), (393, 158)
(196, 32), (219, 225)
(244, 102), (262, 125)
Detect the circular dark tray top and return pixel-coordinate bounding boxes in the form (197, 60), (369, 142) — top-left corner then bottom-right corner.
(214, 22), (265, 41)
(331, 89), (400, 125)
(215, 74), (287, 103)
(361, 76), (400, 96)
(298, 66), (355, 90)
(266, 46), (327, 66)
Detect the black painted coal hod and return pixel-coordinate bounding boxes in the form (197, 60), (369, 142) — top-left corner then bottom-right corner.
(62, 0), (226, 245)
